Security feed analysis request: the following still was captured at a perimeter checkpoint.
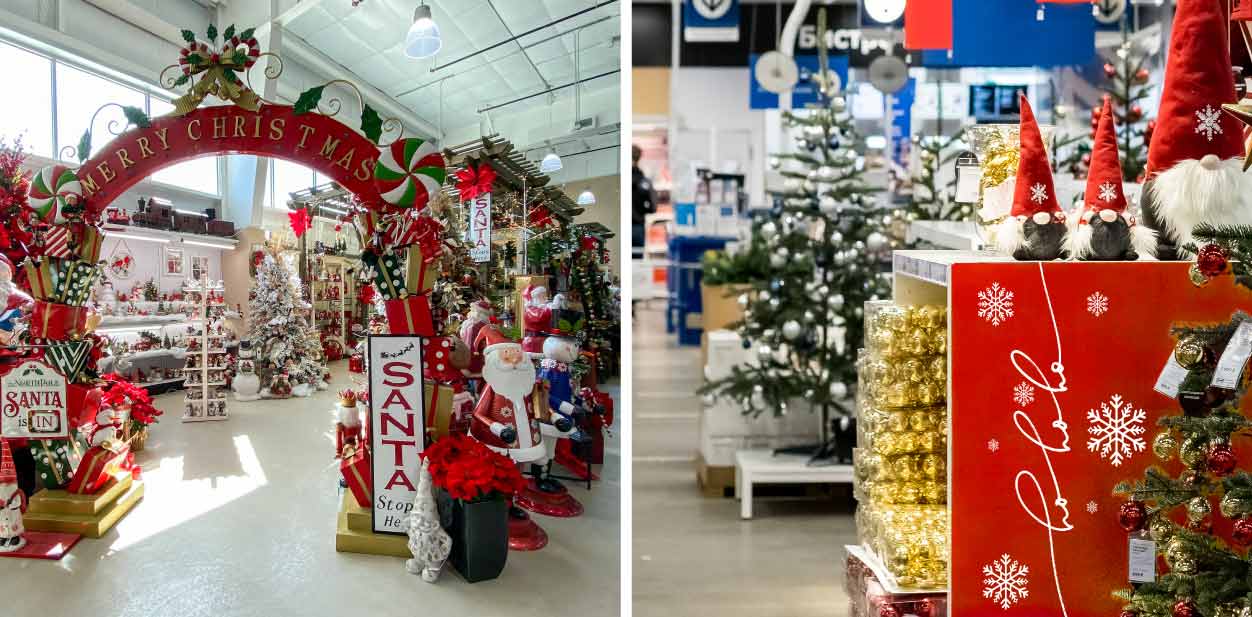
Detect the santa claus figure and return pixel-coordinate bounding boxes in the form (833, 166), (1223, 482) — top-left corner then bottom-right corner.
(1067, 98), (1158, 261)
(0, 440), (25, 552)
(1138, 0), (1250, 260)
(334, 389), (362, 458)
(521, 285), (561, 354)
(470, 327), (545, 462)
(995, 94), (1068, 261)
(459, 300), (493, 362)
(0, 255), (32, 347)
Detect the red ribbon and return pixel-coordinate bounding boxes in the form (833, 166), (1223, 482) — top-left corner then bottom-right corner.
(529, 205), (555, 229)
(455, 164), (496, 201)
(288, 209), (313, 238)
(413, 216), (444, 260)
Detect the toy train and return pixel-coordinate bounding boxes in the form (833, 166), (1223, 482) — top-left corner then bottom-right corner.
(128, 197), (235, 237)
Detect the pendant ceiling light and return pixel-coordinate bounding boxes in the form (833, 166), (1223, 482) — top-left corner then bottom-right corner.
(540, 151), (563, 173)
(576, 190), (596, 206)
(405, 3), (442, 59)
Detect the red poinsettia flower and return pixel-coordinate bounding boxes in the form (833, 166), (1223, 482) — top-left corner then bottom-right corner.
(422, 433), (525, 501)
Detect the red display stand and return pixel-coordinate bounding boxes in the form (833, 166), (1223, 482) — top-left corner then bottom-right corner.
(514, 479), (585, 518)
(892, 251), (1251, 616)
(508, 509), (548, 551)
(0, 531), (82, 560)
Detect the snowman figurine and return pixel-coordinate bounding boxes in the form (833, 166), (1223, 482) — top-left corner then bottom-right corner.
(233, 340), (262, 401)
(0, 440), (27, 552)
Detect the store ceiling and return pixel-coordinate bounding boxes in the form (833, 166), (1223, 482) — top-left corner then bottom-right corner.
(283, 0), (621, 142)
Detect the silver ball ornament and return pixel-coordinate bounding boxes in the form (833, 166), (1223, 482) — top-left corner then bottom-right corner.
(782, 320), (802, 340)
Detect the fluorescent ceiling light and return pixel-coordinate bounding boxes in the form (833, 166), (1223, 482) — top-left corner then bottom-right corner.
(540, 152), (563, 173)
(108, 232), (170, 244)
(405, 4), (442, 59)
(576, 190), (596, 206)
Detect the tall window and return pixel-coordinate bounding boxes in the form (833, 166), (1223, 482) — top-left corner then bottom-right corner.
(55, 63), (146, 160)
(148, 98), (219, 195)
(265, 159), (321, 208)
(0, 43), (53, 157)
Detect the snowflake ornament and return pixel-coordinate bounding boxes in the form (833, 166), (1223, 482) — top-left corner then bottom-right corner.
(1196, 104), (1224, 142)
(988, 438), (1000, 452)
(1086, 500), (1099, 514)
(1029, 183), (1048, 204)
(1086, 292), (1108, 317)
(983, 553), (1030, 610)
(1097, 182), (1118, 203)
(1086, 394), (1147, 467)
(977, 282), (1015, 327)
(1013, 382), (1035, 407)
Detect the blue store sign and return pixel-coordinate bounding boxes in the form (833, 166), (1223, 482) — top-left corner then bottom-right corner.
(683, 0), (741, 43)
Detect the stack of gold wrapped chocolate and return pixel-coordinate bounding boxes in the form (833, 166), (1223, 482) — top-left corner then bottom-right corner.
(852, 301), (949, 589)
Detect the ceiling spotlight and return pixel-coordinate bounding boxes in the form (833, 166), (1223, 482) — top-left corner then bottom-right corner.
(576, 190), (596, 206)
(405, 3), (442, 59)
(540, 152), (563, 173)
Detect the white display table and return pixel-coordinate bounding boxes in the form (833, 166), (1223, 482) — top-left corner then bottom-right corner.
(733, 450), (853, 519)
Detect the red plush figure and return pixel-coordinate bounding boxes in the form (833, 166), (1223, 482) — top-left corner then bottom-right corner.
(521, 285), (554, 354)
(470, 327), (544, 463)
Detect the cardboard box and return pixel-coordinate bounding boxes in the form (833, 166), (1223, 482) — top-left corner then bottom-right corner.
(704, 329), (752, 382)
(699, 284), (749, 367)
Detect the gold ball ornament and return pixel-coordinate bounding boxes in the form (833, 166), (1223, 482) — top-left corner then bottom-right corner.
(1221, 492), (1252, 518)
(1152, 431), (1179, 461)
(1187, 496), (1212, 523)
(1149, 516), (1175, 542)
(1180, 435), (1208, 468)
(1174, 337), (1206, 369)
(1189, 263), (1212, 287)
(1165, 537), (1198, 574)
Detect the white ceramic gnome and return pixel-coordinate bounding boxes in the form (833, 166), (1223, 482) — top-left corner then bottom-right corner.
(0, 440), (27, 552)
(406, 458), (451, 582)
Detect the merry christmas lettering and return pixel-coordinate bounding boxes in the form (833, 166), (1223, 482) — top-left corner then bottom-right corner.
(76, 104), (382, 211)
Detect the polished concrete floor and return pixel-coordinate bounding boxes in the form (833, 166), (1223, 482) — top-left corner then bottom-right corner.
(631, 304), (855, 617)
(3, 362), (620, 617)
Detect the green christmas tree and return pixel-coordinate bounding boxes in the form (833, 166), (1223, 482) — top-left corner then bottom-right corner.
(700, 8), (896, 452)
(1100, 30), (1156, 183)
(906, 129), (968, 221)
(1112, 312), (1252, 617)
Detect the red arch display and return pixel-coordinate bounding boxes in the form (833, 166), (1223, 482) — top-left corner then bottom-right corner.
(78, 103), (384, 214)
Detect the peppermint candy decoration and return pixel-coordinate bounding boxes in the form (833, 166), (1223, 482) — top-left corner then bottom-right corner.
(28, 165), (82, 224)
(373, 138), (446, 212)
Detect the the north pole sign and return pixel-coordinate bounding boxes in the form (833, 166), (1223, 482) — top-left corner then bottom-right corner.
(367, 335), (426, 535)
(0, 360), (69, 439)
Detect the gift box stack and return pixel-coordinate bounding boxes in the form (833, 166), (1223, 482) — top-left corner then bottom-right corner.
(361, 216), (438, 337)
(851, 301), (949, 590)
(844, 552), (948, 617)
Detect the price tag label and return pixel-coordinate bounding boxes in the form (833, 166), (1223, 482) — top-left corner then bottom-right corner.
(1154, 354), (1188, 398)
(1212, 321), (1252, 390)
(954, 165), (982, 204)
(1128, 536), (1156, 583)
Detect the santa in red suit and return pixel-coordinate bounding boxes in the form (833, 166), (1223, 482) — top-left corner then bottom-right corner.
(470, 326), (545, 463)
(521, 285), (554, 354)
(458, 300), (492, 377)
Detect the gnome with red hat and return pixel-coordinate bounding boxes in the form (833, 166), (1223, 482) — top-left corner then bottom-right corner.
(996, 94), (1069, 260)
(0, 439), (27, 552)
(1068, 99), (1159, 260)
(1139, 0), (1251, 259)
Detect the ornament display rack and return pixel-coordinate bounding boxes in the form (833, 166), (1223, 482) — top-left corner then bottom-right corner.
(181, 279), (230, 422)
(311, 255), (358, 349)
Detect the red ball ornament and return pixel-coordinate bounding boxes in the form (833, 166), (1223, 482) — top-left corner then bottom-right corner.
(1234, 518), (1252, 546)
(1118, 501), (1147, 532)
(1119, 611), (1138, 617)
(913, 599), (935, 617)
(1173, 600), (1198, 617)
(1082, 153), (1092, 166)
(1207, 443), (1237, 476)
(878, 605), (901, 617)
(1128, 104), (1144, 122)
(1103, 62), (1117, 78)
(1134, 68), (1150, 84)
(1196, 244), (1229, 278)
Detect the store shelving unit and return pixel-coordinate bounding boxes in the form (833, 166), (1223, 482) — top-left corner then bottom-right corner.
(181, 279), (230, 422)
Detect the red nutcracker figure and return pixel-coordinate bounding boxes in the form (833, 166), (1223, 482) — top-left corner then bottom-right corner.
(334, 389), (362, 458)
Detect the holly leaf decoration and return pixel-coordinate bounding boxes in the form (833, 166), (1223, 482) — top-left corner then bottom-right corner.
(173, 74), (190, 87)
(186, 53), (203, 65)
(223, 24), (236, 40)
(76, 129), (92, 164)
(181, 29), (196, 43)
(239, 27), (256, 42)
(293, 85), (325, 115)
(232, 51), (248, 65)
(360, 104), (382, 144)
(122, 106), (151, 129)
(206, 24), (218, 42)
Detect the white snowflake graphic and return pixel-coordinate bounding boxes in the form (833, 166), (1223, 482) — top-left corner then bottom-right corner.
(977, 282), (1015, 327)
(1030, 183), (1048, 204)
(1086, 500), (1099, 514)
(1013, 382), (1035, 407)
(988, 438), (1000, 452)
(983, 553), (1030, 610)
(1086, 394), (1147, 467)
(1097, 182), (1118, 203)
(1196, 104), (1224, 142)
(1086, 291), (1109, 317)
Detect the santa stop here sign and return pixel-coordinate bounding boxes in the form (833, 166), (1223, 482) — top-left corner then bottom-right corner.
(367, 335), (427, 535)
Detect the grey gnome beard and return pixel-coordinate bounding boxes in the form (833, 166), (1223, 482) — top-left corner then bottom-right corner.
(1014, 219), (1068, 261)
(1086, 217), (1137, 261)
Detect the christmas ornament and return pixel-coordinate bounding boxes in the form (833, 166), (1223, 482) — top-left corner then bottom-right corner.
(1196, 243), (1229, 277)
(1208, 443), (1237, 476)
(1118, 500), (1147, 532)
(1149, 516), (1174, 542)
(877, 605), (900, 617)
(1173, 600), (1198, 617)
(830, 382), (848, 399)
(1180, 435), (1207, 467)
(782, 320), (802, 340)
(27, 164), (81, 224)
(1221, 492), (1251, 518)
(1188, 263), (1212, 287)
(1165, 538), (1198, 575)
(1186, 495), (1212, 522)
(1152, 431), (1179, 460)
(373, 138), (446, 212)
(1173, 337), (1206, 369)
(1233, 518), (1252, 546)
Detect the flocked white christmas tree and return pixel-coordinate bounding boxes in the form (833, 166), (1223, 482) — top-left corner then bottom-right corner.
(247, 250), (326, 398)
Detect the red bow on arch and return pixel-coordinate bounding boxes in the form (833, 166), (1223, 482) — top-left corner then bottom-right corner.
(455, 164), (496, 201)
(529, 205), (554, 229)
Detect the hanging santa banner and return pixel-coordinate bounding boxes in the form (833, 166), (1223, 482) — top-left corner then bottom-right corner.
(367, 335), (426, 535)
(468, 192), (492, 263)
(0, 360), (69, 439)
